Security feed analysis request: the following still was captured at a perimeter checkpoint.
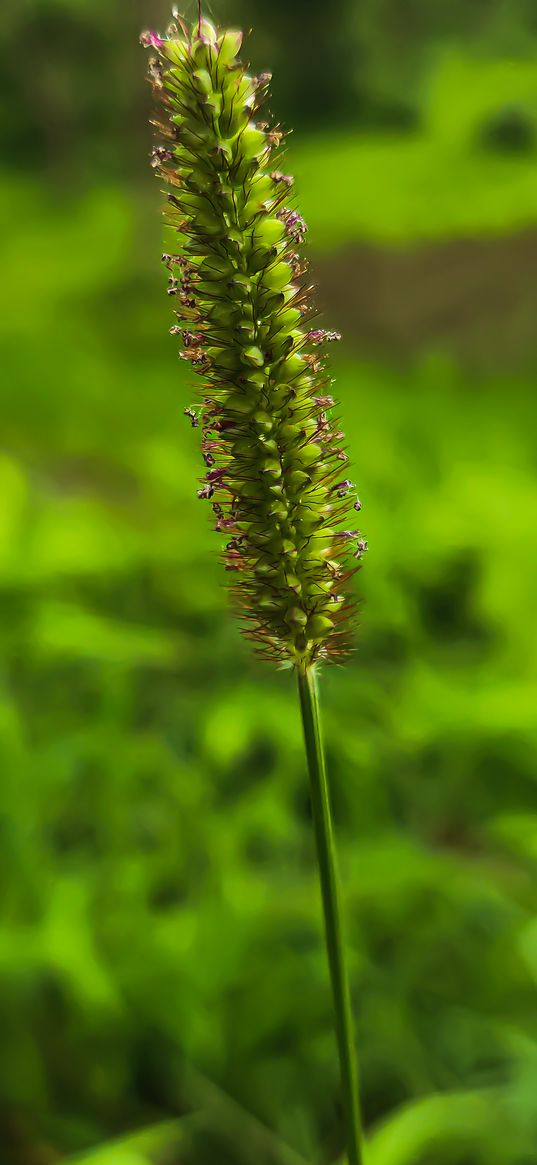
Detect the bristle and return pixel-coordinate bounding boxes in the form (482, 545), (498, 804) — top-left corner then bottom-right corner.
(143, 16), (366, 668)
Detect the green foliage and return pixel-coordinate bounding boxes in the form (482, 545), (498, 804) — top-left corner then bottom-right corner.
(2, 4), (537, 1159)
(67, 1119), (188, 1165)
(294, 50), (537, 248)
(366, 1090), (505, 1165)
(1, 143), (537, 1162)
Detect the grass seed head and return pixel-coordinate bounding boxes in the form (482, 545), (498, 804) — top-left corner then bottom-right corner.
(142, 13), (366, 670)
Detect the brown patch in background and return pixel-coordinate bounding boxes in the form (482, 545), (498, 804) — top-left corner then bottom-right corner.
(313, 230), (537, 370)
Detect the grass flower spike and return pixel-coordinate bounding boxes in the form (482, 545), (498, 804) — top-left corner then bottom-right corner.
(143, 14), (366, 1165)
(142, 14), (366, 671)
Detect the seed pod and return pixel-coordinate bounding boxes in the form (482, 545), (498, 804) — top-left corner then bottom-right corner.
(142, 13), (366, 668)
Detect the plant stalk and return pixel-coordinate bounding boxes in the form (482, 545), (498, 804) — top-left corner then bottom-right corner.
(296, 666), (363, 1165)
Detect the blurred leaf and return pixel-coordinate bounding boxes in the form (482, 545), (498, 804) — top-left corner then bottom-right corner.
(31, 601), (180, 666)
(67, 1119), (187, 1165)
(365, 1089), (502, 1165)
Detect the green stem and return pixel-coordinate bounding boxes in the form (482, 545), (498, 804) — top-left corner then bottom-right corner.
(296, 665), (363, 1165)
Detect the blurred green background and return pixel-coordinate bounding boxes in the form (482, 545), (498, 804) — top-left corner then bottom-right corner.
(1, 1), (537, 1163)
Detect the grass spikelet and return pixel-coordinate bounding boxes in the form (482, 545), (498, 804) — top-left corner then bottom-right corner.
(142, 14), (366, 670)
